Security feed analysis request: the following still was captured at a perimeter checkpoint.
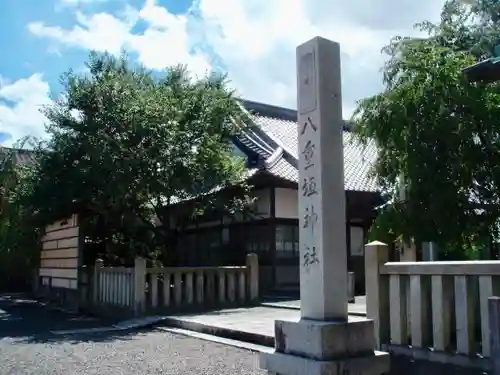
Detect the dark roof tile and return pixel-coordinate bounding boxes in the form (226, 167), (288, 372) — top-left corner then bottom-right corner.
(242, 100), (379, 192)
(0, 147), (38, 167)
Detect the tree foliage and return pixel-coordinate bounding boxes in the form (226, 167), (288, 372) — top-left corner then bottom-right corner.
(19, 52), (252, 264)
(353, 0), (500, 256)
(0, 144), (41, 287)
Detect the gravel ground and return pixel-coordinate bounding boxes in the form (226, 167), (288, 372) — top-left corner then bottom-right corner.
(0, 328), (266, 375)
(0, 294), (264, 375)
(1, 294), (483, 375)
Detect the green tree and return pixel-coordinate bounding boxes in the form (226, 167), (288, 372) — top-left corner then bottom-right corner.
(0, 144), (41, 287)
(26, 52), (252, 264)
(353, 0), (500, 257)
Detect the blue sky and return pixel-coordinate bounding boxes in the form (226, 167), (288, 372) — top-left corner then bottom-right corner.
(0, 1), (185, 83)
(0, 0), (445, 146)
(0, 0), (195, 145)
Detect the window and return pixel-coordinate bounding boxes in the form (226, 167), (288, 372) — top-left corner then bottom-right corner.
(208, 230), (221, 249)
(222, 228), (230, 244)
(276, 224), (299, 258)
(246, 241), (270, 253)
(186, 234), (197, 251)
(245, 225), (271, 253)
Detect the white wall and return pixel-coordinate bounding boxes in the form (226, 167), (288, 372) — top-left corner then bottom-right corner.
(349, 226), (365, 256)
(39, 215), (80, 290)
(274, 187), (367, 227)
(253, 188), (272, 217)
(274, 187), (298, 219)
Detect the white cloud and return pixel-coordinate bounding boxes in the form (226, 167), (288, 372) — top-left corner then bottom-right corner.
(29, 0), (212, 77)
(0, 74), (52, 147)
(195, 0), (445, 113)
(28, 11), (134, 55)
(128, 0), (210, 74)
(28, 0), (445, 117)
(18, 0), (446, 143)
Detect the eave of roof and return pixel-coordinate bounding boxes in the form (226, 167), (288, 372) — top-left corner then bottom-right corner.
(237, 100), (379, 193)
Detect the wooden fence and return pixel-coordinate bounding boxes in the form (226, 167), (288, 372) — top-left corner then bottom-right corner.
(365, 241), (500, 372)
(92, 260), (135, 311)
(89, 253), (259, 316)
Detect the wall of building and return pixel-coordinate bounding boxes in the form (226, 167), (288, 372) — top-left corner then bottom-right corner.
(272, 186), (370, 294)
(273, 187), (370, 224)
(253, 188), (272, 217)
(38, 214), (81, 311)
(168, 185), (373, 295)
(274, 187), (298, 219)
(172, 188), (272, 231)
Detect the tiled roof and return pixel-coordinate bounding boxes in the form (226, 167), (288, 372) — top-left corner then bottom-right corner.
(240, 100), (379, 193)
(0, 147), (38, 167)
(266, 157), (298, 183)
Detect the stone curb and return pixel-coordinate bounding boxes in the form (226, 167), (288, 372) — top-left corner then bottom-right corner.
(260, 302), (367, 317)
(158, 326), (274, 354)
(50, 316), (169, 335)
(161, 317), (276, 348)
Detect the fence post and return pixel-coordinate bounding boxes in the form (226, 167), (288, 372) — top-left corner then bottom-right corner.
(246, 253), (259, 302)
(93, 259), (103, 305)
(489, 296), (500, 375)
(134, 257), (146, 315)
(364, 241), (390, 349)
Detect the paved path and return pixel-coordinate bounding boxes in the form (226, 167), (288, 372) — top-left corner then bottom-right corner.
(0, 294), (264, 375)
(168, 306), (368, 338)
(164, 296), (367, 345)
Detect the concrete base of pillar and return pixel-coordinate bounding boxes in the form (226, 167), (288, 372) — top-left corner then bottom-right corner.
(260, 317), (390, 375)
(261, 349), (389, 375)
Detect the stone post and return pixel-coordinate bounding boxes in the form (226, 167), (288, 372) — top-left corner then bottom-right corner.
(246, 253), (259, 302)
(134, 257), (146, 315)
(489, 296), (500, 375)
(93, 258), (103, 305)
(364, 241), (390, 349)
(260, 36), (389, 375)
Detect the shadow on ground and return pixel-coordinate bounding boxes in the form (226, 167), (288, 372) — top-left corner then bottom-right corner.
(390, 355), (487, 375)
(15, 326), (167, 345)
(0, 294), (489, 375)
(0, 293), (138, 343)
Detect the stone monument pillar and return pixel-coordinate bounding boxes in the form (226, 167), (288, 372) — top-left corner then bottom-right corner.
(259, 36), (390, 375)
